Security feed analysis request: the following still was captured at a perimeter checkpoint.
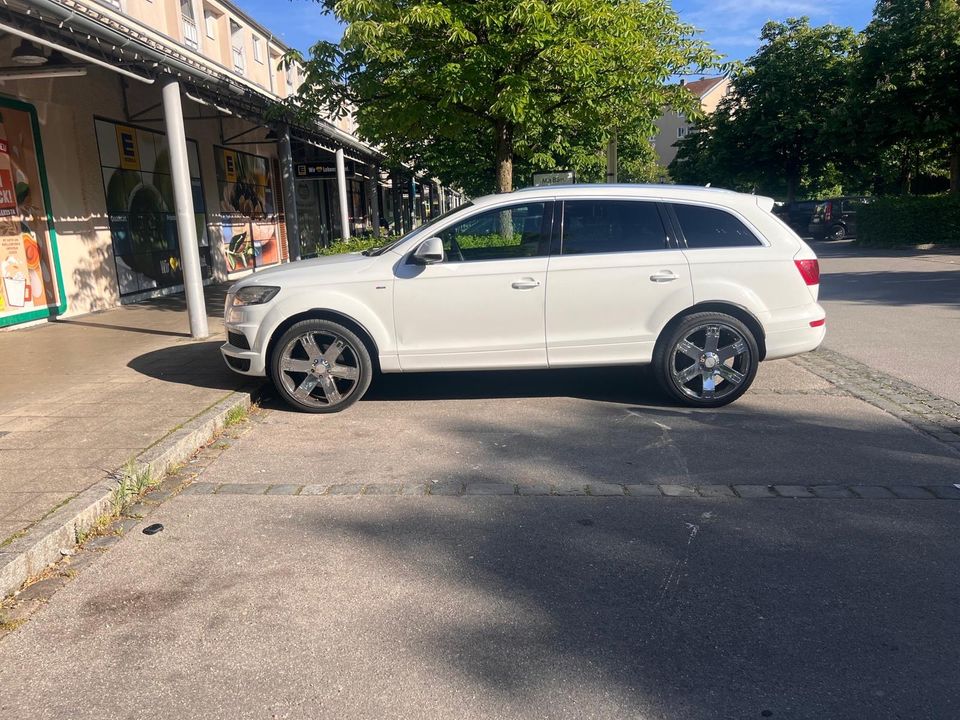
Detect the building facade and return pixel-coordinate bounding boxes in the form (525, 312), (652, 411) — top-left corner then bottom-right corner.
(652, 76), (730, 169)
(0, 0), (461, 330)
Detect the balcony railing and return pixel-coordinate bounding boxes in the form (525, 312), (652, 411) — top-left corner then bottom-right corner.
(182, 15), (200, 50)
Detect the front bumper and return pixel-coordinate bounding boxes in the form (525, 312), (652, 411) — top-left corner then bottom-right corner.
(221, 298), (270, 376)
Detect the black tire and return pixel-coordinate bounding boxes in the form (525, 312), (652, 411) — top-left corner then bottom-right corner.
(653, 312), (759, 408)
(269, 318), (373, 413)
(828, 224), (846, 241)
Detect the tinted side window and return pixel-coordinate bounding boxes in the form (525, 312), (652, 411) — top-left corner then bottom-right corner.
(672, 204), (762, 249)
(561, 200), (666, 255)
(438, 202), (548, 262)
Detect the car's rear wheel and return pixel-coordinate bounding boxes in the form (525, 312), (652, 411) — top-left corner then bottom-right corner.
(270, 319), (373, 413)
(654, 312), (759, 408)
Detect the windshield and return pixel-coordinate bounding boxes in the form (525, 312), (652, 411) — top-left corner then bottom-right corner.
(363, 202), (473, 256)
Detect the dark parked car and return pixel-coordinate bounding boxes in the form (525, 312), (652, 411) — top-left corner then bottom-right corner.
(807, 197), (871, 240)
(774, 200), (820, 234)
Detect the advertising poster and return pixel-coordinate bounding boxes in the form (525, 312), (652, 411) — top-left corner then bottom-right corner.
(215, 146), (280, 273)
(95, 119), (212, 296)
(0, 102), (60, 325)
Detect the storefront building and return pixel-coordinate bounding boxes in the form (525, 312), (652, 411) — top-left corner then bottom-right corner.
(0, 0), (463, 331)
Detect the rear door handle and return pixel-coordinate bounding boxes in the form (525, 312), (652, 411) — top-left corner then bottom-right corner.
(649, 270), (678, 283)
(511, 278), (541, 290)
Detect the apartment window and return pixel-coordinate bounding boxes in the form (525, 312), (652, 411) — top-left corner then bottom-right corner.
(252, 36), (264, 63)
(285, 63), (295, 89)
(204, 10), (217, 39)
(181, 1), (199, 50)
(677, 127), (688, 138)
(230, 20), (245, 74)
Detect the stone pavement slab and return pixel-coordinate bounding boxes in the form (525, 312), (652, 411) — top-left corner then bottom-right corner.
(0, 286), (252, 545)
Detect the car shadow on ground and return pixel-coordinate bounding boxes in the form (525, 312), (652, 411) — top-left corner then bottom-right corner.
(128, 342), (675, 407)
(255, 365), (673, 410)
(127, 340), (260, 392)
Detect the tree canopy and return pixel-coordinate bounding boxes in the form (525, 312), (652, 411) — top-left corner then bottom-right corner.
(671, 18), (858, 201)
(671, 3), (960, 199)
(289, 0), (719, 194)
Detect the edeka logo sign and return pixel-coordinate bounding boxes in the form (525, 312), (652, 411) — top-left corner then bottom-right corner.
(115, 125), (140, 171)
(222, 149), (239, 183)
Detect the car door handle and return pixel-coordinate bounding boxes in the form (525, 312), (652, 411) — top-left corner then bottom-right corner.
(649, 270), (679, 283)
(511, 278), (541, 290)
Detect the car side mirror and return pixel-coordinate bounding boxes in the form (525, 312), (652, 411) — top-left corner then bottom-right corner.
(411, 237), (445, 265)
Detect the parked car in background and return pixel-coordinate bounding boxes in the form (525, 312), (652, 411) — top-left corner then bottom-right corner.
(222, 185), (825, 412)
(774, 199), (820, 234)
(808, 197), (871, 240)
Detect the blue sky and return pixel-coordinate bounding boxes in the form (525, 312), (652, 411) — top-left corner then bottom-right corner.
(234, 0), (876, 63)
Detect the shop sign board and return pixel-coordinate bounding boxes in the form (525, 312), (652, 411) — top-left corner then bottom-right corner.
(533, 171), (575, 187)
(0, 97), (65, 327)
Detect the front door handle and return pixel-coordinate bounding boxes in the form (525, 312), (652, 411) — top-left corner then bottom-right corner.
(511, 278), (541, 290)
(649, 270), (679, 283)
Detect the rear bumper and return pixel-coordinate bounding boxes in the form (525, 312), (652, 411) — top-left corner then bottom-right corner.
(764, 303), (826, 361)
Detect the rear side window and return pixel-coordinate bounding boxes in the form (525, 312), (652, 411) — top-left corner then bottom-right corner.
(672, 204), (762, 249)
(561, 200), (666, 255)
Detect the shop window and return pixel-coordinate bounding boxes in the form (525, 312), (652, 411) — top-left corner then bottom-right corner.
(0, 100), (64, 327)
(95, 118), (212, 297)
(214, 146), (281, 273)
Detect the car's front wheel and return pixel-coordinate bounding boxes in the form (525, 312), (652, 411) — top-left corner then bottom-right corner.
(270, 319), (373, 413)
(654, 312), (759, 408)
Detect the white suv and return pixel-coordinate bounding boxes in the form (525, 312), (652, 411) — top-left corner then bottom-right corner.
(222, 185), (825, 412)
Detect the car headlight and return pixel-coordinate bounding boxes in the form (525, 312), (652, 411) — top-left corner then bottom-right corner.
(232, 286), (280, 307)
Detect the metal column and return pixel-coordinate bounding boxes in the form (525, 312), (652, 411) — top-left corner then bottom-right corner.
(409, 176), (418, 228)
(335, 148), (350, 240)
(390, 171), (403, 235)
(366, 167), (380, 238)
(161, 77), (208, 339)
(278, 124), (301, 261)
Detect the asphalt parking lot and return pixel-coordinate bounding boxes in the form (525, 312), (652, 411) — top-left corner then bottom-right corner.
(2, 354), (960, 719)
(2, 244), (960, 719)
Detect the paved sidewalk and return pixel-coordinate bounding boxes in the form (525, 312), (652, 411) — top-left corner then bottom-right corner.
(0, 286), (251, 544)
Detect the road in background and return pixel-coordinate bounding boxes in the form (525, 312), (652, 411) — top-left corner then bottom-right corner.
(815, 240), (960, 403)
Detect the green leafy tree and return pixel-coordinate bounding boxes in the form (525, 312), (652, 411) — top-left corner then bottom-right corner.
(289, 0), (719, 194)
(671, 18), (858, 201)
(853, 0), (960, 195)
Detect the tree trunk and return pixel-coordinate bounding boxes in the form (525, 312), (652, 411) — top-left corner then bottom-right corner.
(785, 174), (799, 204)
(951, 139), (959, 196)
(495, 120), (513, 193)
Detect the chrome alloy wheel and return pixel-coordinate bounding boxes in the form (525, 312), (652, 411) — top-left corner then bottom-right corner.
(277, 330), (362, 409)
(669, 323), (751, 402)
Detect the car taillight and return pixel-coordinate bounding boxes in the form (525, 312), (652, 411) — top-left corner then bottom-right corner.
(795, 258), (820, 285)
(824, 201), (832, 222)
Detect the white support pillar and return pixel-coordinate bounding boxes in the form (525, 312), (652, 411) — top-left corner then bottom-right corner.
(161, 77), (208, 339)
(335, 148), (350, 240)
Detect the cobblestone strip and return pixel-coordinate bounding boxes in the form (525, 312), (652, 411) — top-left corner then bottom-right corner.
(187, 481), (960, 500)
(791, 348), (960, 452)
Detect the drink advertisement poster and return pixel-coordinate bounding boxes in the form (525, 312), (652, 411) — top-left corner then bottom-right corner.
(0, 99), (62, 326)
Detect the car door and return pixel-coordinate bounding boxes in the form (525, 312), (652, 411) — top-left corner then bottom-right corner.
(393, 201), (553, 370)
(545, 198), (693, 366)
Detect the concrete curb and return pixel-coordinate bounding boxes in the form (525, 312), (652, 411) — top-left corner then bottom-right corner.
(0, 389), (255, 599)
